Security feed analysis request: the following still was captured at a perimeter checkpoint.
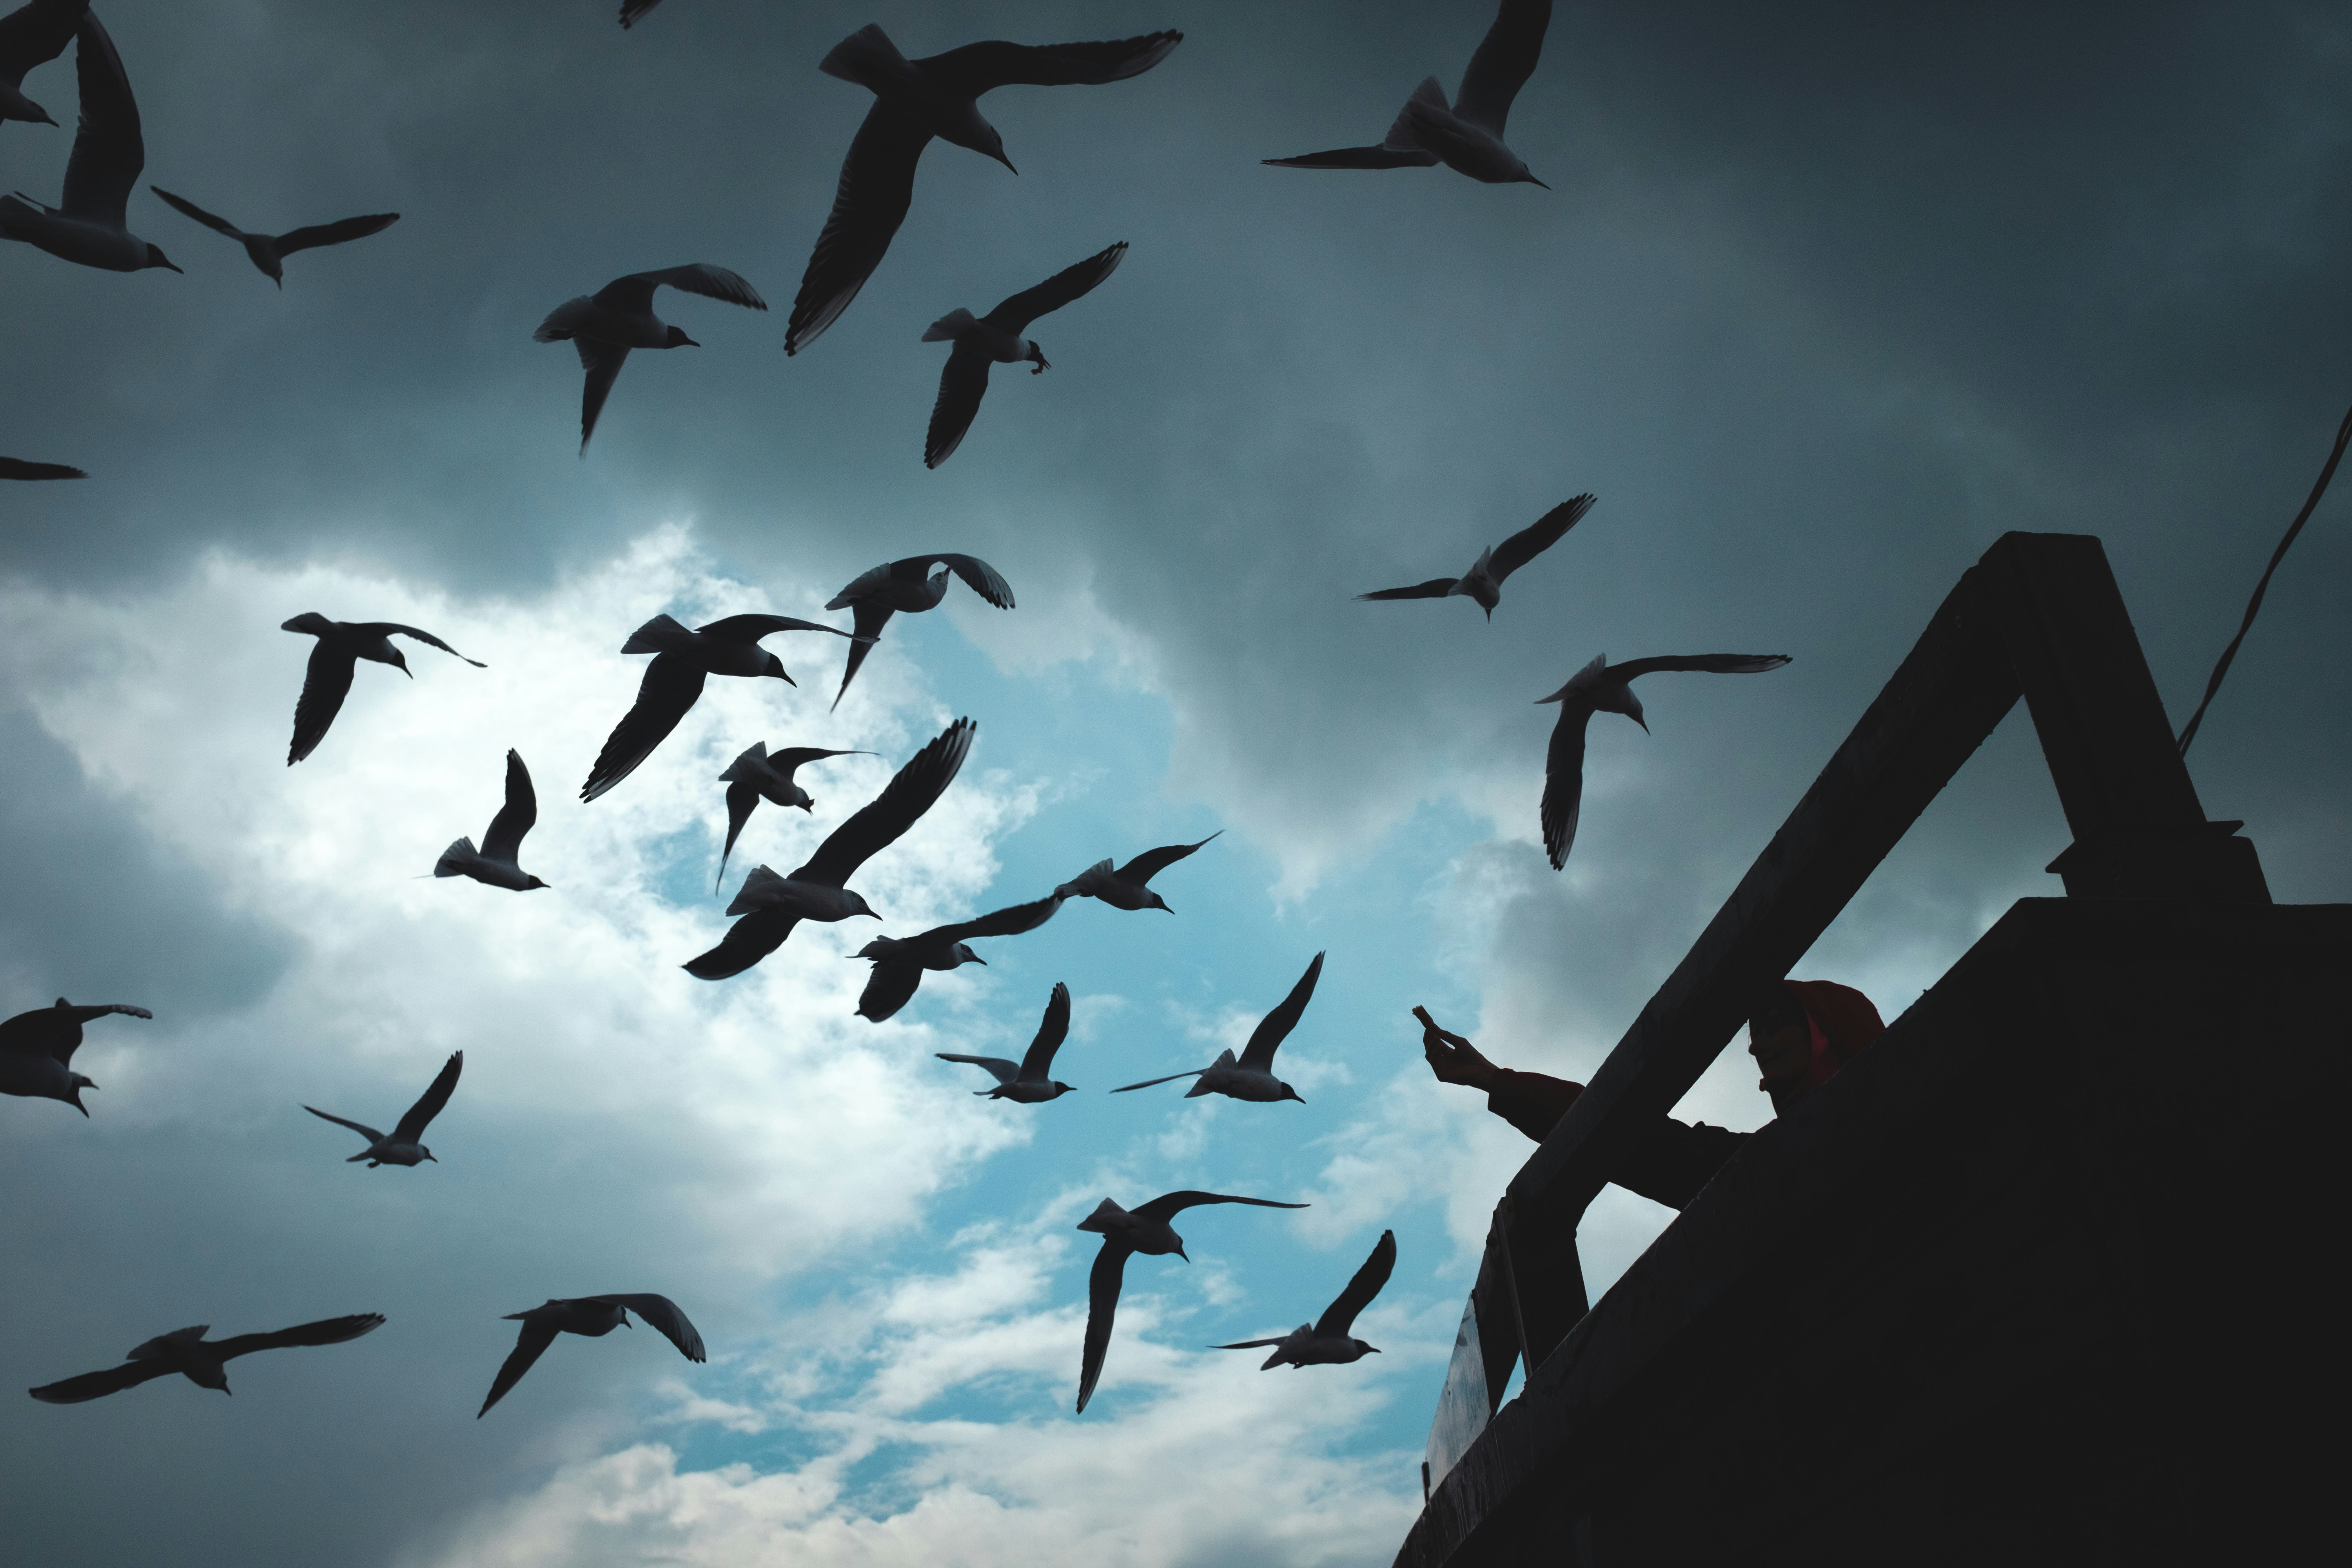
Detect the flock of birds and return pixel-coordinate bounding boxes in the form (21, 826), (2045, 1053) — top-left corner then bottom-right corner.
(3, 0), (1795, 1426)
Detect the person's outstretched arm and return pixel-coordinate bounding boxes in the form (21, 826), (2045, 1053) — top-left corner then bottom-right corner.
(1416, 1006), (1584, 1142)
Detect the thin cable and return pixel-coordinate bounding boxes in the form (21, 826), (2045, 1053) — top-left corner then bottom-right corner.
(2176, 401), (2352, 757)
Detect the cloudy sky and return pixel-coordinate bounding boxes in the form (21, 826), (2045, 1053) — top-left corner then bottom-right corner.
(2, 2), (2346, 1564)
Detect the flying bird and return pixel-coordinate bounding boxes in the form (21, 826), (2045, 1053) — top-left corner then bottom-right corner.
(785, 25), (1181, 355)
(29, 1314), (384, 1403)
(1265, 0), (1552, 186)
(435, 751), (549, 891)
(280, 613), (484, 766)
(0, 10), (179, 272)
(684, 718), (973, 979)
(534, 265), (767, 452)
(1537, 652), (1793, 869)
(1212, 1229), (1395, 1369)
(853, 893), (1065, 1022)
(581, 612), (859, 802)
(303, 1051), (462, 1167)
(147, 187), (396, 287)
(477, 1295), (705, 1417)
(0, 456), (83, 479)
(937, 981), (1078, 1101)
(0, 998), (149, 1116)
(0, 0), (83, 129)
(1356, 494), (1594, 618)
(714, 742), (872, 889)
(1075, 1191), (1308, 1413)
(921, 241), (1126, 468)
(824, 553), (1013, 709)
(1113, 951), (1323, 1104)
(1056, 830), (1221, 911)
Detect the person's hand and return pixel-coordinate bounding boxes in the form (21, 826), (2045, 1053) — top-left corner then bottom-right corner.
(1414, 1005), (1500, 1092)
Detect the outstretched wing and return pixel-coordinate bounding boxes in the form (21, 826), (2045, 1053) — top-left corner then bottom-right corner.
(1109, 1067), (1207, 1093)
(1355, 578), (1458, 602)
(1131, 1191), (1310, 1225)
(917, 893), (1065, 946)
(1017, 982), (1072, 1081)
(1313, 1229), (1396, 1338)
(593, 1294), (706, 1362)
(768, 746), (871, 775)
(368, 624), (485, 666)
(0, 1001), (149, 1063)
(477, 1318), (558, 1417)
(1209, 1338), (1287, 1350)
(695, 613), (855, 643)
(58, 11), (140, 226)
(935, 554), (1015, 608)
(582, 654), (706, 802)
(794, 718), (973, 887)
(303, 1105), (385, 1144)
(28, 1358), (177, 1404)
(1075, 1241), (1132, 1413)
(390, 1052), (463, 1145)
(1605, 653), (1793, 681)
(922, 31), (1182, 95)
(272, 212), (399, 257)
(0, 0), (86, 93)
(682, 908), (802, 981)
(617, 0), (664, 28)
(592, 263), (767, 316)
(147, 185), (242, 238)
(1238, 951), (1324, 1073)
(1487, 492), (1595, 584)
(288, 639), (356, 765)
(1541, 702), (1593, 870)
(717, 778), (759, 889)
(923, 339), (993, 470)
(937, 1053), (1021, 1086)
(211, 1312), (386, 1361)
(1452, 0), (1552, 137)
(0, 457), (87, 480)
(481, 751), (536, 863)
(1263, 145), (1440, 170)
(1114, 830), (1220, 888)
(854, 960), (926, 1023)
(832, 601), (894, 710)
(575, 339), (630, 454)
(786, 102), (933, 355)
(983, 241), (1127, 334)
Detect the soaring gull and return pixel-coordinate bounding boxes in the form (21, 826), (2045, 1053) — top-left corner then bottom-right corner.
(937, 981), (1078, 1102)
(1113, 951), (1323, 1104)
(434, 750), (549, 891)
(921, 241), (1126, 468)
(476, 1295), (704, 1418)
(0, 10), (179, 272)
(147, 186), (397, 287)
(0, 0), (83, 129)
(280, 613), (484, 766)
(534, 265), (767, 452)
(1212, 1229), (1396, 1369)
(304, 1052), (462, 1167)
(1356, 493), (1595, 618)
(1056, 830), (1221, 912)
(852, 892), (1065, 1022)
(0, 998), (149, 1116)
(715, 742), (872, 889)
(824, 553), (1013, 710)
(29, 1314), (383, 1403)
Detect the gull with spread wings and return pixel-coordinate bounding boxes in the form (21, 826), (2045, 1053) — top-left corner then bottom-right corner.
(1114, 951), (1323, 1104)
(280, 613), (483, 766)
(1212, 1229), (1395, 1369)
(0, 998), (149, 1116)
(1537, 652), (1792, 869)
(435, 751), (548, 891)
(147, 186), (396, 286)
(303, 1051), (462, 1168)
(1356, 494), (1594, 618)
(938, 982), (1079, 1102)
(29, 1314), (383, 1403)
(852, 891), (1064, 1022)
(534, 264), (767, 452)
(0, 0), (84, 130)
(824, 553), (1013, 710)
(685, 718), (973, 980)
(0, 9), (177, 271)
(1075, 1190), (1308, 1413)
(713, 741), (872, 889)
(476, 1295), (704, 1418)
(1056, 830), (1221, 912)
(921, 241), (1126, 468)
(786, 25), (1180, 355)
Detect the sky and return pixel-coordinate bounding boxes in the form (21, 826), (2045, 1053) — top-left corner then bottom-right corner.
(0, 2), (2346, 1565)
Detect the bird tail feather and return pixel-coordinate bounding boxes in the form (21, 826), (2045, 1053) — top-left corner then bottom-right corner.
(1076, 1198), (1124, 1233)
(533, 296), (595, 343)
(717, 740), (768, 782)
(818, 23), (910, 93)
(921, 308), (978, 343)
(725, 864), (787, 916)
(1385, 78), (1448, 149)
(434, 838), (477, 877)
(621, 613), (697, 656)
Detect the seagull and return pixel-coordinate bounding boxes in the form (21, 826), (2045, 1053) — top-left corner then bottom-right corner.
(147, 187), (397, 287)
(280, 613), (484, 767)
(1356, 494), (1594, 618)
(434, 751), (548, 891)
(0, 0), (83, 129)
(477, 1294), (705, 1418)
(0, 456), (83, 479)
(0, 998), (149, 1116)
(921, 241), (1127, 468)
(853, 892), (1065, 1022)
(937, 981), (1077, 1101)
(1211, 1229), (1395, 1369)
(581, 612), (859, 802)
(1056, 830), (1221, 911)
(1112, 951), (1323, 1104)
(1265, 0), (1552, 186)
(534, 265), (767, 452)
(617, 0), (663, 26)
(825, 553), (1013, 709)
(684, 718), (972, 979)
(30, 1314), (385, 1402)
(0, 10), (179, 272)
(1075, 1191), (1308, 1413)
(303, 1051), (461, 1167)
(1537, 652), (1793, 869)
(785, 25), (1181, 355)
(714, 742), (872, 889)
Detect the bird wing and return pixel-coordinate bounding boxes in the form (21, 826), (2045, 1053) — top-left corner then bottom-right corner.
(1114, 830), (1221, 887)
(618, 0), (662, 28)
(28, 1358), (177, 1404)
(921, 31), (1183, 95)
(1109, 1067), (1207, 1093)
(682, 909), (800, 980)
(1017, 982), (1072, 1080)
(1355, 578), (1460, 601)
(575, 338), (631, 453)
(793, 718), (973, 886)
(1238, 951), (1324, 1073)
(786, 102), (933, 355)
(1312, 1229), (1397, 1338)
(582, 654), (706, 802)
(1541, 701), (1594, 870)
(767, 746), (870, 775)
(288, 639), (357, 765)
(211, 1312), (386, 1361)
(593, 263), (768, 315)
(937, 1053), (1020, 1086)
(146, 185), (242, 239)
(695, 613), (854, 642)
(923, 339), (994, 470)
(1132, 1191), (1310, 1224)
(270, 212), (399, 256)
(982, 241), (1127, 334)
(824, 559), (900, 608)
(935, 554), (1015, 608)
(0, 1002), (148, 1063)
(717, 778), (759, 889)
(854, 960), (926, 1023)
(368, 624), (486, 666)
(1452, 0), (1552, 136)
(916, 892), (1065, 946)
(480, 751), (537, 863)
(1487, 492), (1595, 584)
(1605, 652), (1794, 681)
(1263, 145), (1441, 170)
(477, 1318), (558, 1417)
(303, 1105), (385, 1143)
(390, 1051), (463, 1145)
(0, 0), (85, 91)
(831, 601), (893, 710)
(57, 11), (140, 226)
(0, 457), (87, 480)
(592, 1295), (706, 1361)
(1075, 1240), (1132, 1413)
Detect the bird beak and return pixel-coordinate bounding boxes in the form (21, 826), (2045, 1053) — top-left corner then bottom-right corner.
(1633, 715), (1650, 733)
(992, 151), (1018, 175)
(425, 1153), (438, 1162)
(971, 955), (988, 965)
(797, 802), (813, 813)
(680, 334), (701, 348)
(1175, 1246), (1189, 1262)
(1367, 1346), (1382, 1354)
(1524, 174), (1551, 190)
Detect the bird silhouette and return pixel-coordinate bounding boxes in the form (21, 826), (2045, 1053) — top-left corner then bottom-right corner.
(304, 1052), (461, 1167)
(280, 613), (483, 766)
(824, 553), (1013, 710)
(937, 981), (1079, 1101)
(0, 11), (178, 272)
(1356, 494), (1594, 618)
(921, 241), (1127, 467)
(476, 1295), (704, 1417)
(714, 742), (872, 889)
(853, 893), (1065, 1022)
(147, 187), (396, 287)
(29, 1314), (383, 1402)
(1056, 831), (1221, 912)
(0, 0), (84, 131)
(0, 998), (149, 1116)
(1212, 1229), (1395, 1368)
(1113, 952), (1324, 1103)
(434, 751), (548, 891)
(535, 265), (766, 452)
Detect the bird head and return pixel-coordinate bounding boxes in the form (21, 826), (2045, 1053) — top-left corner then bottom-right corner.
(1172, 1237), (1190, 1263)
(796, 798), (815, 813)
(1355, 1339), (1381, 1356)
(977, 125), (1016, 174)
(1278, 1082), (1306, 1105)
(281, 612), (333, 637)
(257, 253), (285, 288)
(1024, 342), (1050, 374)
(1144, 891), (1173, 913)
(419, 1145), (438, 1163)
(64, 1073), (96, 1117)
(144, 244), (182, 274)
(25, 104), (57, 127)
(760, 652), (795, 685)
(1047, 1082), (1077, 1099)
(842, 891), (878, 920)
(666, 327), (701, 348)
(952, 944), (985, 969)
(523, 875), (550, 891)
(187, 1361), (230, 1394)
(385, 644), (414, 677)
